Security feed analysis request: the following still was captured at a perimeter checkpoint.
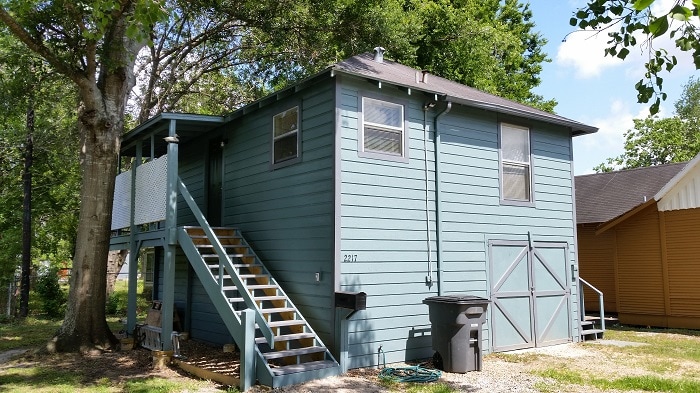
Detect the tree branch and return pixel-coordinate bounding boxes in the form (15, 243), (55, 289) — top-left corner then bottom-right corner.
(0, 7), (83, 85)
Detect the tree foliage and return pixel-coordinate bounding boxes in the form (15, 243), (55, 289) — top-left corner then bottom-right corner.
(0, 30), (79, 287)
(130, 0), (557, 120)
(572, 0), (700, 114)
(594, 77), (700, 172)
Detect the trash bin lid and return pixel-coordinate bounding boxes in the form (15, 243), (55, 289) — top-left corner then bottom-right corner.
(423, 295), (489, 305)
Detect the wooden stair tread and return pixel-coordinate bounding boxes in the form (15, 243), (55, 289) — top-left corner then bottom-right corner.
(270, 360), (338, 376)
(255, 333), (315, 343)
(262, 346), (326, 360)
(239, 274), (268, 279)
(228, 295), (287, 303)
(201, 253), (254, 259)
(247, 284), (278, 289)
(260, 307), (296, 314)
(195, 244), (241, 248)
(266, 320), (307, 328)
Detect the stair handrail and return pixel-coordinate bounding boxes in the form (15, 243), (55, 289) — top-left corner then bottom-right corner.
(177, 177), (275, 346)
(578, 277), (605, 332)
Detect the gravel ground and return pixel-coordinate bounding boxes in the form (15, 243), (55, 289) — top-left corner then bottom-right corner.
(253, 342), (656, 393)
(244, 343), (583, 393)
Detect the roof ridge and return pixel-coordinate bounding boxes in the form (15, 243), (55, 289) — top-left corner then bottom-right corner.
(575, 161), (688, 178)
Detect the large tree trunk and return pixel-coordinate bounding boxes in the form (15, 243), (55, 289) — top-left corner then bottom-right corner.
(49, 102), (123, 351)
(106, 249), (129, 295)
(49, 52), (137, 351)
(0, 0), (145, 353)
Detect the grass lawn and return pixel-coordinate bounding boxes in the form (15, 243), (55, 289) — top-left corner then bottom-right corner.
(522, 325), (700, 393)
(0, 281), (216, 393)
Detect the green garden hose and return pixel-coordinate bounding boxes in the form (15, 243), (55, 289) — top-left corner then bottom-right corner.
(378, 365), (442, 383)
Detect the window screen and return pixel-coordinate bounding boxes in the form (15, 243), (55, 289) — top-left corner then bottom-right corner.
(272, 106), (299, 164)
(362, 97), (404, 156)
(500, 123), (532, 202)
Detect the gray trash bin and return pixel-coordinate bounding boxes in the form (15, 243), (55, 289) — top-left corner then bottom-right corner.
(423, 295), (489, 373)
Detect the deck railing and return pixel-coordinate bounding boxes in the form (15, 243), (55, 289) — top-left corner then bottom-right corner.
(111, 155), (168, 230)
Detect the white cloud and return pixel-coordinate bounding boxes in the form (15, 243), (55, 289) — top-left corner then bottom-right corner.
(556, 30), (625, 78)
(572, 100), (673, 174)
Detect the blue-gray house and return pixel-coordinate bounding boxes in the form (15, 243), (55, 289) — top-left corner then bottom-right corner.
(110, 49), (597, 388)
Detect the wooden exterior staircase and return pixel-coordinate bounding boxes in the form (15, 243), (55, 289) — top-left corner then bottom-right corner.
(177, 226), (340, 387)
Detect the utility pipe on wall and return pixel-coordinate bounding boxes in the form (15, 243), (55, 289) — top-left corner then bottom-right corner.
(422, 103), (435, 287)
(434, 101), (452, 296)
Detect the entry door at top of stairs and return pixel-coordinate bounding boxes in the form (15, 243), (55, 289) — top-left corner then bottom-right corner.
(207, 138), (224, 227)
(489, 240), (573, 352)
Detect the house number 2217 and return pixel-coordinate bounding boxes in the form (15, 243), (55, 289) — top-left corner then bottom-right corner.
(343, 254), (358, 262)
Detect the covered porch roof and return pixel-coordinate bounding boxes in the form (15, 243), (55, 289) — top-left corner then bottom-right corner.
(120, 113), (226, 158)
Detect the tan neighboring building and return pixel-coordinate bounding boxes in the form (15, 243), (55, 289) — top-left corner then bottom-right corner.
(575, 155), (700, 329)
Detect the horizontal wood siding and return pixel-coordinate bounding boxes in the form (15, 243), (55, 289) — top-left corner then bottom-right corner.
(438, 108), (578, 345)
(339, 79), (437, 368)
(177, 140), (208, 226)
(614, 204), (665, 320)
(577, 224), (617, 312)
(222, 79), (336, 346)
(662, 208), (700, 323)
(338, 78), (578, 367)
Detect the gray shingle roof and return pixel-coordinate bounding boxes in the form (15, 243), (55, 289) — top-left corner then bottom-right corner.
(575, 163), (687, 224)
(333, 53), (598, 136)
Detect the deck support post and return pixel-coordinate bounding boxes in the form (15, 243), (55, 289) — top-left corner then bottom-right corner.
(162, 119), (179, 350)
(240, 308), (256, 391)
(126, 140), (142, 334)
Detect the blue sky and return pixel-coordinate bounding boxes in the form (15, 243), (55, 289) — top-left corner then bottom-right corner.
(528, 0), (698, 174)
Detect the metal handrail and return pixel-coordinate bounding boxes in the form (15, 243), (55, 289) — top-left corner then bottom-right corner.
(578, 277), (605, 332)
(177, 177), (274, 346)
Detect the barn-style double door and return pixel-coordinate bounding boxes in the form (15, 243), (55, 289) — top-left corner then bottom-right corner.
(489, 240), (573, 352)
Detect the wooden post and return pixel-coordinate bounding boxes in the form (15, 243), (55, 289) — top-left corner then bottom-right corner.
(240, 308), (255, 392)
(126, 140), (142, 334)
(162, 120), (179, 350)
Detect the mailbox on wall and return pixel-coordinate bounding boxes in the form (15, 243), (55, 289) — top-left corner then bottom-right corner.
(335, 291), (367, 311)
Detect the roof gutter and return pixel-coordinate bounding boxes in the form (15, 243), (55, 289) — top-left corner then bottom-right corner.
(331, 67), (598, 136)
(443, 95), (598, 136)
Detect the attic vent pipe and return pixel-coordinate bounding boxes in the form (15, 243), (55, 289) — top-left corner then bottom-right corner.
(373, 46), (385, 63)
(415, 70), (429, 84)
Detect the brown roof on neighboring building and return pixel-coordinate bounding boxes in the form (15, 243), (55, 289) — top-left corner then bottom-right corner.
(575, 162), (688, 224)
(333, 52), (598, 136)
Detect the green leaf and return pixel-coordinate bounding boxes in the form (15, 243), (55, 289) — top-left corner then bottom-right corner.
(618, 48), (630, 59)
(648, 16), (669, 37)
(670, 5), (692, 21)
(633, 0), (656, 11)
(650, 98), (660, 115)
(569, 17), (577, 26)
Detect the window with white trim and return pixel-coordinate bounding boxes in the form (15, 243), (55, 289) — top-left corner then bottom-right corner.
(272, 106), (299, 165)
(500, 123), (532, 202)
(362, 97), (405, 157)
